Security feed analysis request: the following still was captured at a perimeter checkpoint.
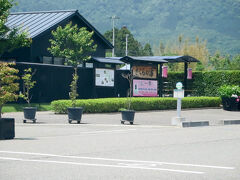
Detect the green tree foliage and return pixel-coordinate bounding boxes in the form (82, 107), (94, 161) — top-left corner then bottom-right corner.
(19, 68), (36, 106)
(143, 43), (153, 56)
(48, 22), (96, 106)
(11, 0), (240, 55)
(155, 35), (209, 71)
(208, 52), (240, 70)
(231, 55), (240, 70)
(104, 27), (153, 57)
(0, 62), (19, 118)
(218, 85), (240, 98)
(48, 22), (97, 67)
(0, 0), (31, 56)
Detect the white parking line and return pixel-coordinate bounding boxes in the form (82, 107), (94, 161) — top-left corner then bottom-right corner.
(69, 129), (137, 134)
(0, 151), (235, 170)
(36, 129), (137, 138)
(15, 123), (175, 128)
(0, 156), (204, 174)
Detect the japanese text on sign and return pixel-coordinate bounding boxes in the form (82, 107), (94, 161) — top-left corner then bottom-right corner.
(133, 79), (158, 97)
(95, 68), (114, 87)
(132, 65), (157, 79)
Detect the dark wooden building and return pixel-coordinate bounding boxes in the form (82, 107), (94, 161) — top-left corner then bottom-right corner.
(2, 10), (113, 63)
(1, 10), (201, 102)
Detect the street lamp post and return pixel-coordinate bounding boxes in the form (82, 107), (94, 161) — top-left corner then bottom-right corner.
(110, 15), (120, 57)
(125, 34), (129, 56)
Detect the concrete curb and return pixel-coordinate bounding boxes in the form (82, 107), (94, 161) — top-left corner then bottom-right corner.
(181, 121), (209, 128)
(224, 120), (240, 125)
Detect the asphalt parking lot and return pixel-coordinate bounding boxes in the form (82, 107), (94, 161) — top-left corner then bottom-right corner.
(0, 108), (240, 180)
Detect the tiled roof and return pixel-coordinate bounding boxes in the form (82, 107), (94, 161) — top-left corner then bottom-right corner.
(6, 10), (113, 48)
(92, 57), (124, 64)
(120, 56), (200, 63)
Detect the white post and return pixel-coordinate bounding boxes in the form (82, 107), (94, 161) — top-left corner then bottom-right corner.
(110, 15), (120, 57)
(172, 82), (186, 126)
(125, 34), (129, 56)
(177, 98), (182, 118)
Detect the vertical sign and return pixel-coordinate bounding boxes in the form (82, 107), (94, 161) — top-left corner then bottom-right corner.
(187, 68), (192, 79)
(162, 66), (168, 78)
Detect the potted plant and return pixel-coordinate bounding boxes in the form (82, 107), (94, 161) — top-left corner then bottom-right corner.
(19, 68), (37, 123)
(0, 62), (19, 139)
(48, 22), (97, 124)
(67, 69), (83, 124)
(120, 68), (135, 125)
(218, 85), (240, 111)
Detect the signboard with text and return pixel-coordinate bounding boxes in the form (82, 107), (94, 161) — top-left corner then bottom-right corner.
(173, 89), (184, 98)
(132, 65), (157, 79)
(133, 79), (158, 97)
(95, 68), (114, 87)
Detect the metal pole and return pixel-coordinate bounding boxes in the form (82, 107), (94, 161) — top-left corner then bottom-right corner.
(125, 34), (129, 56)
(110, 16), (120, 57)
(184, 62), (188, 96)
(112, 19), (115, 57)
(177, 98), (182, 117)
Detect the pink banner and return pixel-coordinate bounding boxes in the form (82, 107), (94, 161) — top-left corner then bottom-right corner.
(162, 66), (168, 78)
(133, 79), (158, 97)
(187, 68), (192, 79)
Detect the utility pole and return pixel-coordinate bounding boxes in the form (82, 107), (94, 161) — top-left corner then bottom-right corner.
(110, 15), (120, 57)
(125, 34), (129, 56)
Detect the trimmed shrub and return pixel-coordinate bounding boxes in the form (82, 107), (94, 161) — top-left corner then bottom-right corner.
(51, 97), (221, 114)
(218, 85), (240, 98)
(167, 70), (240, 96)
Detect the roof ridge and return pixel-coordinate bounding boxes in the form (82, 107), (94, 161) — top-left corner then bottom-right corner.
(10, 9), (77, 15)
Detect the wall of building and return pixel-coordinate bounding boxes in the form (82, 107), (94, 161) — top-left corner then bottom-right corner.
(16, 63), (123, 103)
(1, 46), (31, 62)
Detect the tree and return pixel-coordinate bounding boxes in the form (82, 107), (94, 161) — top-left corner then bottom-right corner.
(0, 0), (31, 56)
(19, 68), (36, 106)
(104, 27), (153, 57)
(208, 52), (240, 70)
(155, 35), (209, 71)
(230, 55), (240, 70)
(48, 22), (97, 107)
(159, 42), (165, 55)
(121, 69), (134, 110)
(0, 62), (19, 118)
(143, 43), (153, 56)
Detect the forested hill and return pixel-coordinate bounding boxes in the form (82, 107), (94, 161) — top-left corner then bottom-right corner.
(11, 0), (240, 55)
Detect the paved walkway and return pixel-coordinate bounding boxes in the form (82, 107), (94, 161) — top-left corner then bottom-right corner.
(3, 108), (240, 126)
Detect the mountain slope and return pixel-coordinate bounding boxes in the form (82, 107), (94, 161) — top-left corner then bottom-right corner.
(11, 0), (240, 55)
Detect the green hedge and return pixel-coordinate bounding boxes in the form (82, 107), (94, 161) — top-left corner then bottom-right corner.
(51, 97), (221, 114)
(167, 70), (240, 96)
